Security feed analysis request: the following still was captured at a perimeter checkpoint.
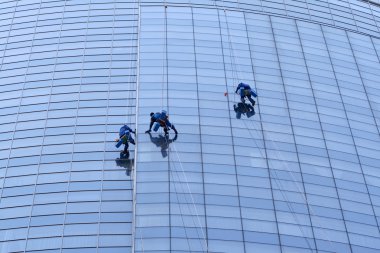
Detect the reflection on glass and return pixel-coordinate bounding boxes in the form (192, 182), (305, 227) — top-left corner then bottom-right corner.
(115, 152), (134, 176)
(233, 102), (255, 119)
(147, 132), (178, 158)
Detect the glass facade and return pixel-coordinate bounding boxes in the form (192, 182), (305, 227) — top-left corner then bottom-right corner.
(1, 0), (380, 253)
(0, 1), (137, 252)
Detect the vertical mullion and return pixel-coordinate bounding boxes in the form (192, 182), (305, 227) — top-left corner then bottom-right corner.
(370, 35), (380, 141)
(191, 6), (209, 252)
(132, 0), (141, 252)
(320, 24), (369, 253)
(218, 9), (246, 253)
(0, 1), (18, 71)
(59, 1), (92, 251)
(269, 15), (315, 253)
(96, 0), (117, 251)
(1, 0), (38, 202)
(295, 20), (351, 253)
(363, 0), (380, 33)
(346, 0), (359, 31)
(0, 4), (43, 242)
(244, 12), (282, 253)
(346, 32), (380, 140)
(24, 0), (67, 251)
(164, 5), (171, 252)
(273, 16), (319, 253)
(345, 30), (380, 236)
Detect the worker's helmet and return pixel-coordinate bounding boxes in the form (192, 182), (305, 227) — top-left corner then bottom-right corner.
(161, 110), (167, 116)
(150, 112), (154, 117)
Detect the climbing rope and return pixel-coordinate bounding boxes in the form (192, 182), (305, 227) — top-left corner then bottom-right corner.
(170, 141), (208, 252)
(158, 4), (207, 252)
(240, 117), (317, 251)
(224, 9), (240, 104)
(222, 8), (319, 252)
(165, 134), (196, 252)
(131, 0), (144, 252)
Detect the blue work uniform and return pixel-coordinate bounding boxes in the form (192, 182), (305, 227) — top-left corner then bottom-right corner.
(119, 125), (134, 138)
(117, 125), (135, 153)
(235, 82), (257, 105)
(148, 111), (177, 134)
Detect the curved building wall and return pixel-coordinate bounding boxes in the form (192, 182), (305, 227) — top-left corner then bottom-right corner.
(0, 1), (137, 252)
(135, 1), (380, 253)
(1, 0), (380, 253)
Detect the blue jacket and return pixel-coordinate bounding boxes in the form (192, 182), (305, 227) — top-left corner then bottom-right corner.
(151, 112), (161, 121)
(236, 83), (257, 97)
(235, 83), (251, 93)
(151, 111), (168, 123)
(151, 111), (174, 128)
(119, 125), (133, 137)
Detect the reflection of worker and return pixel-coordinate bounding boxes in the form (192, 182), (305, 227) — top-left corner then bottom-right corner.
(115, 152), (133, 176)
(145, 110), (178, 135)
(233, 102), (255, 119)
(235, 82), (257, 106)
(148, 132), (178, 158)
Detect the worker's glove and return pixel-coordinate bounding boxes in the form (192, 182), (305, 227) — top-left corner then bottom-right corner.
(132, 129), (136, 134)
(145, 129), (151, 133)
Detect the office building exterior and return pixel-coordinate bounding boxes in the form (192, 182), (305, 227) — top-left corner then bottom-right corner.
(0, 0), (380, 252)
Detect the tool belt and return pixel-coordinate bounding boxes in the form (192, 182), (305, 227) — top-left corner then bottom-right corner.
(120, 133), (130, 144)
